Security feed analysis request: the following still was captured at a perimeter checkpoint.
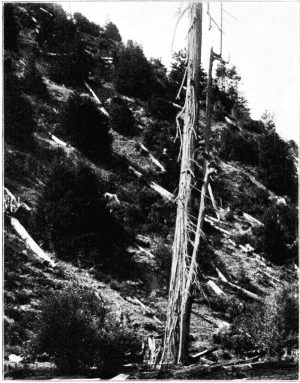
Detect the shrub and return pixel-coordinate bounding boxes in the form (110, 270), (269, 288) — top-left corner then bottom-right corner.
(147, 96), (177, 121)
(110, 98), (135, 136)
(57, 92), (112, 162)
(34, 287), (140, 375)
(216, 287), (299, 358)
(35, 158), (130, 267)
(256, 204), (298, 265)
(219, 129), (259, 166)
(49, 39), (95, 85)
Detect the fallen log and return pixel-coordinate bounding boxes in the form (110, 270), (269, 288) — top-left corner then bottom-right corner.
(239, 244), (249, 253)
(217, 278), (263, 302)
(260, 270), (282, 284)
(134, 243), (155, 258)
(148, 181), (175, 202)
(214, 266), (228, 282)
(9, 217), (56, 268)
(228, 239), (237, 247)
(204, 217), (231, 236)
(138, 143), (166, 173)
(83, 81), (109, 117)
(110, 374), (129, 380)
(173, 362), (226, 379)
(207, 280), (225, 296)
(190, 346), (219, 360)
(51, 134), (68, 147)
(149, 153), (166, 173)
(243, 212), (264, 227)
(125, 296), (162, 323)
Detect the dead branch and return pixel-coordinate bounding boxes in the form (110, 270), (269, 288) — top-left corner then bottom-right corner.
(208, 183), (220, 221)
(176, 67), (188, 100)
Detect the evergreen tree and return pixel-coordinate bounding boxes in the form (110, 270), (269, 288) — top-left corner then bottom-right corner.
(35, 3), (76, 53)
(259, 131), (297, 201)
(149, 58), (169, 97)
(104, 21), (122, 43)
(115, 40), (154, 99)
(74, 12), (102, 36)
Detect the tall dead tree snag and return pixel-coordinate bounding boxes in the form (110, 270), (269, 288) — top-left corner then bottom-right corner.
(160, 2), (202, 367)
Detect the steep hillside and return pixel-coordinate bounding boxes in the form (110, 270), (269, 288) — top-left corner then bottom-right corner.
(3, 3), (298, 379)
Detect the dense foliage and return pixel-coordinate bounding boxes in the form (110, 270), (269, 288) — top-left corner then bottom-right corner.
(109, 97), (136, 136)
(3, 3), (20, 51)
(258, 132), (298, 201)
(35, 159), (131, 268)
(216, 286), (298, 357)
(219, 130), (259, 166)
(74, 12), (102, 36)
(58, 92), (112, 162)
(256, 204), (298, 265)
(104, 21), (122, 43)
(4, 71), (37, 151)
(34, 287), (140, 375)
(115, 40), (154, 99)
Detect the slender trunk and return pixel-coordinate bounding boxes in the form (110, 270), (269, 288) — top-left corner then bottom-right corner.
(160, 2), (202, 367)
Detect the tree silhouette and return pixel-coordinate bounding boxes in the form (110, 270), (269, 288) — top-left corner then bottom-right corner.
(115, 40), (154, 99)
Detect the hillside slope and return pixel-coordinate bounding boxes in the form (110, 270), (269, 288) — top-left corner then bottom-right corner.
(3, 3), (298, 379)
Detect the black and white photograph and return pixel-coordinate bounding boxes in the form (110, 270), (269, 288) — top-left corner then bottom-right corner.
(2, 1), (299, 379)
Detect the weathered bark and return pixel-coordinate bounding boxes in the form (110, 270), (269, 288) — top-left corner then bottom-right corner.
(160, 3), (202, 366)
(10, 217), (56, 268)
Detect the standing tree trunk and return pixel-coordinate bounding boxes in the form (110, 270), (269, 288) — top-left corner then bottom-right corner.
(160, 2), (202, 367)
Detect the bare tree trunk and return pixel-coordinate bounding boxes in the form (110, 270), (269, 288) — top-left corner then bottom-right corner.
(160, 2), (202, 367)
